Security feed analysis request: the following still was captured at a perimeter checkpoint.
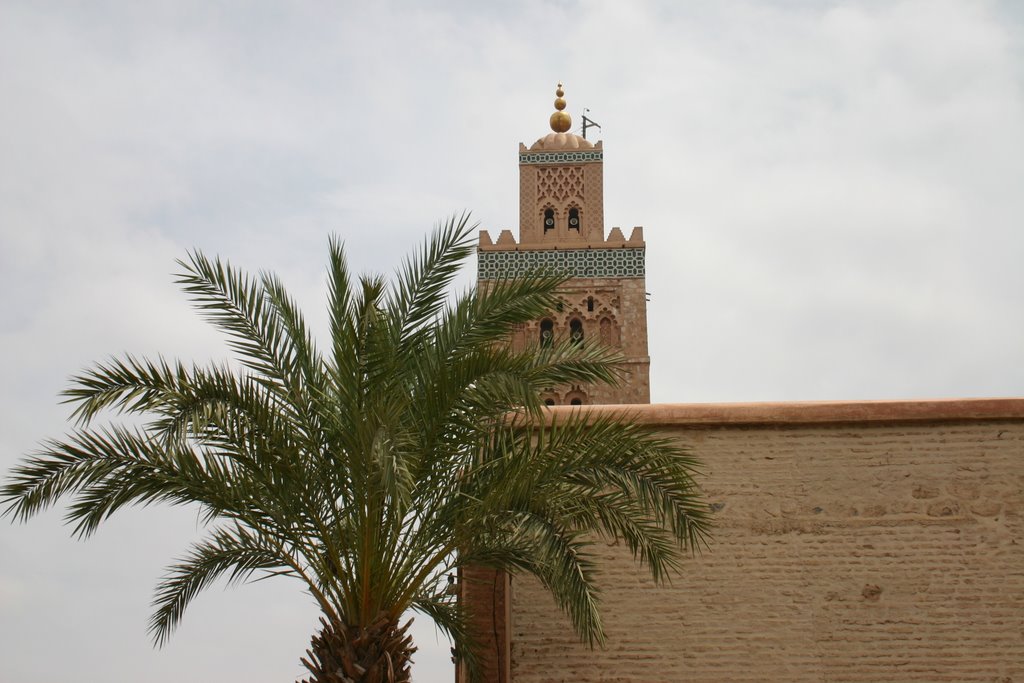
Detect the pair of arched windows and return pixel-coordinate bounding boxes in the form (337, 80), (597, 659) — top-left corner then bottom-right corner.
(542, 208), (581, 234)
(540, 318), (584, 348)
(544, 396), (585, 406)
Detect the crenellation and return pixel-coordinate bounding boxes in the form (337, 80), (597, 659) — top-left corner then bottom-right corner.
(477, 227), (647, 250)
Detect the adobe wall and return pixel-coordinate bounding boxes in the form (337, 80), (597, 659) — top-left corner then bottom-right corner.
(509, 399), (1024, 682)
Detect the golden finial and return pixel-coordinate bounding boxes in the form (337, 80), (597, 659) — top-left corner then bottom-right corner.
(550, 82), (571, 133)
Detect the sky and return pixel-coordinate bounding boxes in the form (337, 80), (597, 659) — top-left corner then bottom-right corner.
(1, 1), (1023, 681)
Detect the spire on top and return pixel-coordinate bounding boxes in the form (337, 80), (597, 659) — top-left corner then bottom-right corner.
(549, 82), (571, 133)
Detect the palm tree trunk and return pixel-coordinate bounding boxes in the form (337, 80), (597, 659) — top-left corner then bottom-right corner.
(299, 615), (416, 683)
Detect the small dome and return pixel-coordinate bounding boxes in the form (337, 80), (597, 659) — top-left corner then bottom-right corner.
(529, 132), (595, 151)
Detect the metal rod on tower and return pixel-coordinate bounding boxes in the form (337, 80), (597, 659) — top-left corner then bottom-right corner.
(581, 108), (602, 139)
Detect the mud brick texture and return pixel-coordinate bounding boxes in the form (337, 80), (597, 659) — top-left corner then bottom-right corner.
(509, 418), (1024, 682)
(460, 567), (510, 683)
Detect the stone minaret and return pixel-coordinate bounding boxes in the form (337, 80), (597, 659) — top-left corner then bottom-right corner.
(462, 84), (652, 683)
(477, 83), (651, 406)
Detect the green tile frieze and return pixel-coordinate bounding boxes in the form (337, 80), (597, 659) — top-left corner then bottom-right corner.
(519, 151), (604, 165)
(478, 247), (645, 280)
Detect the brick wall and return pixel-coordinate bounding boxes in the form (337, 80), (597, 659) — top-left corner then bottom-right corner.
(507, 400), (1024, 682)
(460, 567), (510, 683)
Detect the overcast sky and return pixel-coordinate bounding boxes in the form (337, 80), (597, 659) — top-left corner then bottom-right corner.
(2, 1), (1023, 681)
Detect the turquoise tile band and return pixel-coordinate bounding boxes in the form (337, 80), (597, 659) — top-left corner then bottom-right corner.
(478, 247), (645, 280)
(519, 151), (604, 165)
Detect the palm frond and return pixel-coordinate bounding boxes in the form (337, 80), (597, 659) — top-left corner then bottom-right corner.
(388, 213), (477, 354)
(463, 512), (605, 647)
(176, 252), (282, 380)
(412, 592), (483, 681)
(1, 426), (191, 530)
(149, 524), (288, 646)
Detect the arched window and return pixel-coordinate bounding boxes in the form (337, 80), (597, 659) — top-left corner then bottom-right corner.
(587, 296), (594, 312)
(568, 208), (580, 231)
(565, 389), (587, 405)
(569, 318), (584, 347)
(544, 398), (556, 406)
(543, 208), (555, 233)
(540, 319), (554, 347)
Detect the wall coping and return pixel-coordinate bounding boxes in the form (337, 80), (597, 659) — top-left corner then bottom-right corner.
(545, 398), (1024, 427)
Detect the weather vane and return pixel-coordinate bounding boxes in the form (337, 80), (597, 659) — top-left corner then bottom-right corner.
(581, 108), (601, 139)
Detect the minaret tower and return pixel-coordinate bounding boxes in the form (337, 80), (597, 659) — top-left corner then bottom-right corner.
(462, 85), (653, 683)
(478, 83), (651, 405)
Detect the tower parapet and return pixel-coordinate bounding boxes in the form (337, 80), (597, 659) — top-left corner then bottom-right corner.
(478, 225), (644, 250)
(478, 227), (646, 281)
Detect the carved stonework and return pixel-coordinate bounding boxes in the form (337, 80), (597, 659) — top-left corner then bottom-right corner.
(537, 166), (584, 202)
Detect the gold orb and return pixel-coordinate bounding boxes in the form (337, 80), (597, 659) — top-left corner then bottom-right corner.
(556, 86), (564, 97)
(554, 97), (566, 111)
(550, 110), (571, 133)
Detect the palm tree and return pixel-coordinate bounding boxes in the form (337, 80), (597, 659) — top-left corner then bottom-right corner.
(1, 215), (709, 682)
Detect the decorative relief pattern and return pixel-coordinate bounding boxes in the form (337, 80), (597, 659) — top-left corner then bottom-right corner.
(478, 248), (645, 280)
(520, 151), (603, 165)
(537, 167), (584, 202)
